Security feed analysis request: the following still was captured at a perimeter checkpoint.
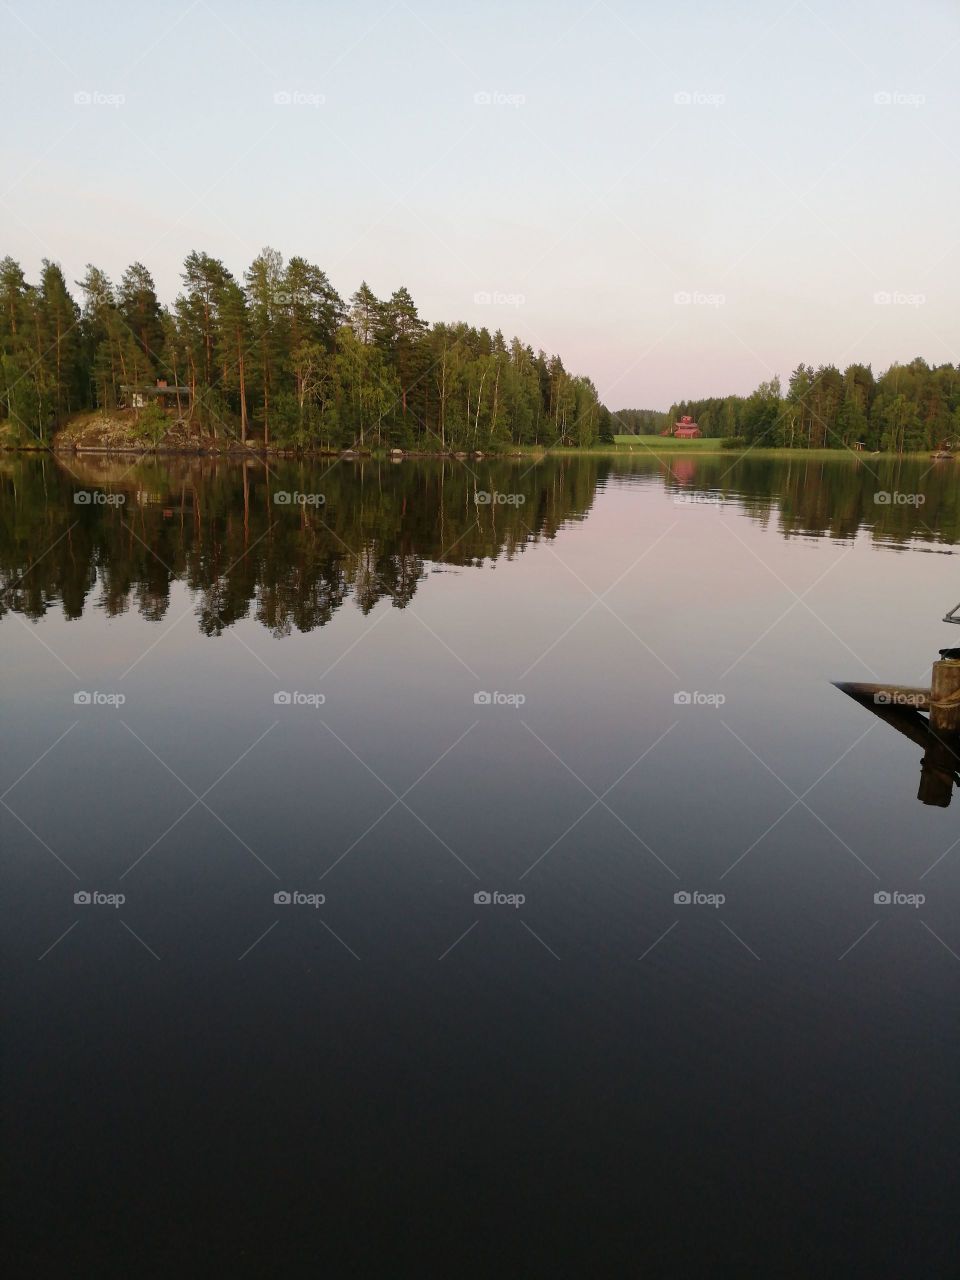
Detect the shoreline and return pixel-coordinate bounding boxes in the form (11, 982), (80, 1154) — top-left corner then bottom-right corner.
(6, 442), (950, 463)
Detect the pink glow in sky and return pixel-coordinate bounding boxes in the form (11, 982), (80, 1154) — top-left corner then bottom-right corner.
(3, 0), (957, 409)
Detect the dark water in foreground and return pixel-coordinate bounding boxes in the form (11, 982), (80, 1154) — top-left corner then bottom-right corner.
(3, 452), (960, 1275)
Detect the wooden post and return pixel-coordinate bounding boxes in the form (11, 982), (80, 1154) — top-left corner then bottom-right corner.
(930, 658), (960, 733)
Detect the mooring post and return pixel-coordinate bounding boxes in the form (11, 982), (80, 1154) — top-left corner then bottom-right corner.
(930, 653), (960, 733)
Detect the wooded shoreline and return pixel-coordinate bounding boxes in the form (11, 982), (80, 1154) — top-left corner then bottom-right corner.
(12, 439), (951, 462)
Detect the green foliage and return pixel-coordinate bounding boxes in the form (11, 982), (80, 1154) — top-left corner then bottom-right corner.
(0, 248), (606, 453)
(4, 245), (958, 458)
(617, 358), (960, 454)
(135, 401), (169, 448)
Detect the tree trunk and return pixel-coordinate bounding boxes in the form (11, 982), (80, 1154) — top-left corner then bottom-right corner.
(488, 362), (500, 444)
(238, 336), (248, 443)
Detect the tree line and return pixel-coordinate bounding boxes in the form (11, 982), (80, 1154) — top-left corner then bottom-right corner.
(0, 250), (612, 452)
(617, 358), (960, 453)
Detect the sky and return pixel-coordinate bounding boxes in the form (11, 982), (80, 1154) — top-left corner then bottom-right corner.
(2, 0), (958, 410)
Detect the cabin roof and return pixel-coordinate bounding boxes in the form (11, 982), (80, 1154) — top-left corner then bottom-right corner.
(120, 383), (191, 394)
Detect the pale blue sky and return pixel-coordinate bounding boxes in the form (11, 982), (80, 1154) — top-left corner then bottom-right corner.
(2, 0), (957, 408)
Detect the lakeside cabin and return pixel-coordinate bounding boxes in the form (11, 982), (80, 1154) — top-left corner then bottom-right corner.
(121, 378), (193, 414)
(673, 416), (701, 439)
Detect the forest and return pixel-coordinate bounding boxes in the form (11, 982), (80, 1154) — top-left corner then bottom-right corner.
(0, 251), (611, 452)
(2, 249), (957, 457)
(617, 359), (960, 453)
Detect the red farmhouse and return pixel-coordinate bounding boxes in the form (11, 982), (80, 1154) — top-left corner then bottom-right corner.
(674, 415), (701, 439)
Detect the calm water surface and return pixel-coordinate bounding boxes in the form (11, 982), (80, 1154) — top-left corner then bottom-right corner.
(3, 452), (960, 1275)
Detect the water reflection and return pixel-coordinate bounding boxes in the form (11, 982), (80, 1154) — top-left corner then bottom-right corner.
(835, 680), (960, 808)
(642, 451), (958, 548)
(1, 451), (957, 634)
(0, 456), (603, 634)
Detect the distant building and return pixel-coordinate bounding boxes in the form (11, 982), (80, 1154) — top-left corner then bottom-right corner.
(121, 377), (192, 412)
(673, 415), (701, 439)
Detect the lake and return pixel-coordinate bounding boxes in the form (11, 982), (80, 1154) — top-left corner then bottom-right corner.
(3, 450), (959, 1274)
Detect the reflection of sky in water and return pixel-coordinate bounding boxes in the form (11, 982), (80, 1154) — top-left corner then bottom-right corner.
(3, 457), (960, 1272)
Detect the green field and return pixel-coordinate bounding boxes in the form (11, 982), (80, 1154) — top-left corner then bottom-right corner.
(614, 434), (720, 450)
(607, 435), (938, 460)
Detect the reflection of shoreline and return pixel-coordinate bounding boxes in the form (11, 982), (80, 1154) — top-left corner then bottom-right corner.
(641, 453), (955, 549)
(0, 456), (606, 635)
(1, 452), (956, 637)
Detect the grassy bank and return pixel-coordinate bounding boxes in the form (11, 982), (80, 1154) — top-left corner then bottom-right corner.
(24, 418), (953, 464)
(523, 437), (948, 461)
